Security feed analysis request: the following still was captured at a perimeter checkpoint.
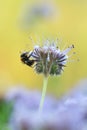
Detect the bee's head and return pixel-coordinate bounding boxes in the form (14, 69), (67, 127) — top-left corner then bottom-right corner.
(20, 52), (28, 58)
(20, 52), (29, 64)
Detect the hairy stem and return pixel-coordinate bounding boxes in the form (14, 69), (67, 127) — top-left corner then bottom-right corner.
(39, 76), (48, 112)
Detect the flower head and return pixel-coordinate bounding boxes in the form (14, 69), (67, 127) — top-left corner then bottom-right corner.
(20, 40), (74, 77)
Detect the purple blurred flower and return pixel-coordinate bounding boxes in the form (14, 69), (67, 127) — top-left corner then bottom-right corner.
(19, 1), (58, 30)
(5, 80), (87, 130)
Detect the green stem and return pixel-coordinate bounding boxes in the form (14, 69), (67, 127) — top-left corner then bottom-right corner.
(39, 76), (48, 112)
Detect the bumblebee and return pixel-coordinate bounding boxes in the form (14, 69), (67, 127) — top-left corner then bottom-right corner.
(20, 51), (35, 67)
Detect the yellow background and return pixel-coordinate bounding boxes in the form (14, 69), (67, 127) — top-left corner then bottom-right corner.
(0, 0), (87, 96)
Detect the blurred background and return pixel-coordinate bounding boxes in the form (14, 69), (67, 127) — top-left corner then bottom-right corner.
(0, 0), (87, 96)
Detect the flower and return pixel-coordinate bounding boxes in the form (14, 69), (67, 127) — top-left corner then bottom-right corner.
(20, 39), (75, 112)
(20, 40), (74, 77)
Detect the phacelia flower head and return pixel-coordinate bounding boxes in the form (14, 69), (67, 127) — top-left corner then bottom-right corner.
(20, 40), (74, 77)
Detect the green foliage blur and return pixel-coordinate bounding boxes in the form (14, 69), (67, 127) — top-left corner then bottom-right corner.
(0, 99), (13, 129)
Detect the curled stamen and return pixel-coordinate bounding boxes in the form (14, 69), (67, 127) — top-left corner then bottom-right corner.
(68, 52), (76, 59)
